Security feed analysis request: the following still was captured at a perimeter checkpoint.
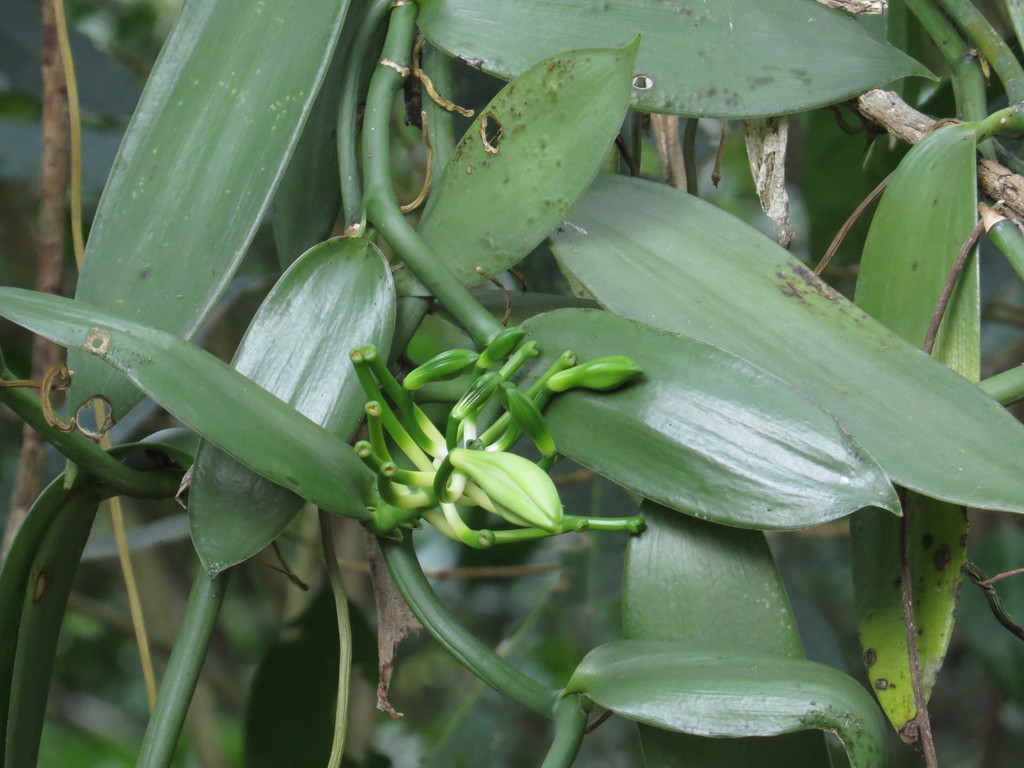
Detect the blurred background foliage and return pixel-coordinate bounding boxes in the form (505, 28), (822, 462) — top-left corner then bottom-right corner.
(2, 1), (1024, 766)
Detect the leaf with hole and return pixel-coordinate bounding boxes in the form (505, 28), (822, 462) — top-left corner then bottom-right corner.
(417, 0), (930, 118)
(416, 42), (637, 288)
(68, 0), (353, 418)
(0, 287), (372, 520)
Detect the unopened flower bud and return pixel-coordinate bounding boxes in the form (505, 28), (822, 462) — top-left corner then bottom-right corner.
(545, 356), (642, 393)
(500, 383), (556, 457)
(451, 371), (502, 420)
(403, 348), (479, 390)
(448, 448), (563, 532)
(477, 326), (527, 369)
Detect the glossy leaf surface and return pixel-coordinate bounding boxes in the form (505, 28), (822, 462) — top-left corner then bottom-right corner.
(0, 288), (372, 519)
(69, 0), (352, 418)
(417, 0), (929, 118)
(564, 640), (886, 768)
(852, 123), (978, 737)
(523, 308), (898, 529)
(550, 174), (1024, 513)
(190, 238), (395, 574)
(418, 43), (636, 287)
(623, 502), (831, 767)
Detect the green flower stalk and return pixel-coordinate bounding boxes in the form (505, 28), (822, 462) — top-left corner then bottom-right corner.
(451, 370), (503, 420)
(499, 383), (556, 456)
(448, 448), (563, 532)
(350, 341), (644, 546)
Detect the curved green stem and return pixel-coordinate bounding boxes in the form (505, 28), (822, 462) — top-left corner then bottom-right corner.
(903, 0), (989, 127)
(980, 365), (1024, 406)
(135, 570), (229, 768)
(539, 694), (588, 768)
(337, 0), (393, 227)
(0, 368), (183, 499)
(361, 2), (501, 347)
(319, 510), (352, 768)
(933, 0), (1024, 103)
(378, 534), (558, 717)
(421, 42), (458, 180)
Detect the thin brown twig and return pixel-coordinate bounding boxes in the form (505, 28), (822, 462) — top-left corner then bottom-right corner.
(474, 266), (512, 325)
(814, 173), (892, 275)
(964, 561), (1024, 643)
(980, 566), (1024, 587)
(711, 120), (728, 187)
(400, 110), (433, 213)
(614, 134), (640, 177)
(3, 0), (69, 560)
(263, 541), (311, 591)
(857, 89), (1024, 223)
(922, 218), (985, 354)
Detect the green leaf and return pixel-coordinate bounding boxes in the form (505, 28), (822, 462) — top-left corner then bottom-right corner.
(271, 41), (346, 270)
(68, 0), (353, 418)
(851, 123), (977, 738)
(523, 308), (898, 529)
(564, 640), (886, 768)
(190, 237), (395, 574)
(856, 122), (979, 363)
(1008, 0), (1024, 57)
(851, 502), (968, 739)
(0, 287), (372, 519)
(623, 502), (832, 768)
(416, 42), (637, 288)
(417, 0), (930, 118)
(549, 174), (1024, 513)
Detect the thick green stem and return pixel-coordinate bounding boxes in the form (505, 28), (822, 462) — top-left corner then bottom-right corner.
(903, 0), (989, 152)
(361, 2), (501, 347)
(0, 368), (182, 499)
(539, 694), (588, 768)
(337, 0), (393, 227)
(135, 571), (229, 768)
(421, 42), (457, 181)
(980, 365), (1024, 405)
(934, 0), (1024, 103)
(378, 534), (558, 717)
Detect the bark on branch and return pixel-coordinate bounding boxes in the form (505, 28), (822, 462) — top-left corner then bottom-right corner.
(856, 88), (1024, 222)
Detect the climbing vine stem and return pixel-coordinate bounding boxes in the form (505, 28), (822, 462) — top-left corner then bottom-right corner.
(361, 1), (502, 348)
(378, 534), (558, 718)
